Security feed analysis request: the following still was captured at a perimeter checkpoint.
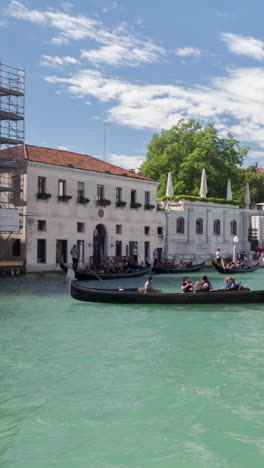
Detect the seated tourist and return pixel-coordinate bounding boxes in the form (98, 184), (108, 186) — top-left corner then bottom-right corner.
(221, 276), (237, 290)
(144, 276), (161, 293)
(194, 275), (213, 292)
(181, 276), (193, 293)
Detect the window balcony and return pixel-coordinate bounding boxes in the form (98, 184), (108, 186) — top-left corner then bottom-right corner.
(77, 197), (90, 205)
(36, 192), (52, 200)
(96, 199), (111, 207)
(144, 204), (155, 211)
(115, 200), (127, 208)
(130, 202), (142, 209)
(58, 195), (72, 202)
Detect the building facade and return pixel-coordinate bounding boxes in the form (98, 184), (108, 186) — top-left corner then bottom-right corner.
(0, 145), (165, 272)
(162, 199), (254, 262)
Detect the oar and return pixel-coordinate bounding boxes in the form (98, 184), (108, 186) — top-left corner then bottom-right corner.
(91, 271), (103, 280)
(221, 258), (226, 272)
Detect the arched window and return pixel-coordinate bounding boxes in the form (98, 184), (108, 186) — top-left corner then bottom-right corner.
(196, 218), (203, 235)
(176, 217), (185, 234)
(230, 220), (237, 235)
(213, 219), (221, 235)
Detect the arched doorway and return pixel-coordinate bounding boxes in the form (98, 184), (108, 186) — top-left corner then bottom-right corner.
(93, 224), (106, 267)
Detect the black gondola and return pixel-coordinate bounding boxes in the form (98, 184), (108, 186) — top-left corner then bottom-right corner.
(60, 262), (152, 280)
(70, 281), (262, 304)
(152, 260), (205, 274)
(212, 260), (260, 274)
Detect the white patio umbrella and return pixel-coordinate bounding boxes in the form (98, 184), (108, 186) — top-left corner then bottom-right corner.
(245, 183), (250, 208)
(166, 172), (174, 196)
(226, 179), (232, 200)
(199, 168), (208, 198)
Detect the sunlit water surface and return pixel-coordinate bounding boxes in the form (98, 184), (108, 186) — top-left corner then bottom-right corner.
(1, 270), (264, 467)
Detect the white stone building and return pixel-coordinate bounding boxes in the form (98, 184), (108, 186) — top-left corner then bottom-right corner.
(162, 199), (256, 263)
(0, 145), (165, 272)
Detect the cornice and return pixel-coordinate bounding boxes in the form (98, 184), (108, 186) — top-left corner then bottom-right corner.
(27, 161), (158, 186)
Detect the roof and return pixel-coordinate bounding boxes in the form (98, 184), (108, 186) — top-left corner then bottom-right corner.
(22, 145), (154, 181)
(256, 168), (264, 173)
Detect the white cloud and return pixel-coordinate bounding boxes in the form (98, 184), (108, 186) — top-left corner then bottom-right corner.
(108, 153), (145, 169)
(175, 47), (201, 57)
(40, 55), (79, 67)
(57, 145), (74, 151)
(221, 33), (264, 60)
(247, 150), (264, 159)
(60, 2), (74, 12)
(81, 42), (163, 67)
(44, 66), (264, 151)
(4, 1), (164, 66)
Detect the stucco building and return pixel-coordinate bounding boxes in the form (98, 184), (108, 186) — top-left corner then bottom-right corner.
(0, 145), (165, 272)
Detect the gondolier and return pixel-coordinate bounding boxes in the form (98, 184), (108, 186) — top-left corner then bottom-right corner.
(215, 248), (222, 265)
(132, 243), (138, 264)
(70, 244), (79, 270)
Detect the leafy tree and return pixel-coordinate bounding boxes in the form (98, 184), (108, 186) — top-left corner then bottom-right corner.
(233, 166), (264, 205)
(140, 120), (249, 198)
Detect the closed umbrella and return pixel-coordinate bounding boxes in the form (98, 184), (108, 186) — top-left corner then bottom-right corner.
(199, 168), (208, 198)
(226, 179), (232, 200)
(166, 172), (174, 196)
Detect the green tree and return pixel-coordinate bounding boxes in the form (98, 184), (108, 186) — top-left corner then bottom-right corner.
(233, 166), (264, 205)
(140, 120), (248, 198)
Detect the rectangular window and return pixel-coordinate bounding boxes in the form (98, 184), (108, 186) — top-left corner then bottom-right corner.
(116, 187), (122, 202)
(144, 241), (150, 262)
(131, 190), (136, 204)
(77, 182), (85, 201)
(157, 226), (163, 235)
(97, 185), (104, 201)
(116, 224), (122, 234)
(144, 226), (150, 235)
(129, 241), (136, 256)
(38, 220), (46, 232)
(145, 191), (150, 205)
(10, 175), (21, 204)
(12, 239), (21, 256)
(38, 176), (46, 193)
(58, 179), (66, 196)
(37, 239), (46, 263)
(56, 240), (67, 263)
(115, 240), (122, 256)
(77, 222), (85, 233)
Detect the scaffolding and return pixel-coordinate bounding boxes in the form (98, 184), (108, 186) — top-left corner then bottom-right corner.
(0, 63), (25, 214)
(0, 61), (26, 275)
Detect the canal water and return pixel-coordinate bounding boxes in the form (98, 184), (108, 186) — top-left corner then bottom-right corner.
(1, 269), (264, 467)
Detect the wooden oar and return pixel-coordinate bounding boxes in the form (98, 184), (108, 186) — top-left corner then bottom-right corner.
(92, 272), (103, 280)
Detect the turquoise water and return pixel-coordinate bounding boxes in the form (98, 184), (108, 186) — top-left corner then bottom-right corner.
(1, 270), (264, 467)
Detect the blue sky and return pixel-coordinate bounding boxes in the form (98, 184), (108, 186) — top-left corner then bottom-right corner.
(1, 0), (264, 169)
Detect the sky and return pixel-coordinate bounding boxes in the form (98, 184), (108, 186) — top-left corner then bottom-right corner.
(1, 0), (264, 169)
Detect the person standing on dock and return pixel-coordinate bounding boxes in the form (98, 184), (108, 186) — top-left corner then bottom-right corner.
(70, 244), (79, 270)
